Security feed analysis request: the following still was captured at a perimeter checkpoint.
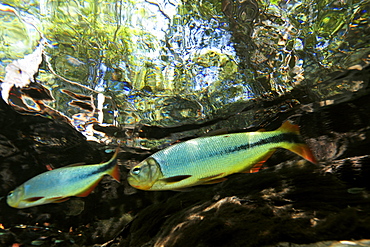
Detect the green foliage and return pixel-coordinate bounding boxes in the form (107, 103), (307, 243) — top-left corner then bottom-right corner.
(42, 0), (159, 84)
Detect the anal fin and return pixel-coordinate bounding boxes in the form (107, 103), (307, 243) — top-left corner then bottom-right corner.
(201, 177), (227, 185)
(241, 150), (276, 173)
(76, 180), (101, 197)
(248, 162), (266, 173)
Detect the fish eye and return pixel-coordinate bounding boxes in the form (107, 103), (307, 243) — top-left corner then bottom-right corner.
(8, 191), (13, 197)
(132, 167), (141, 175)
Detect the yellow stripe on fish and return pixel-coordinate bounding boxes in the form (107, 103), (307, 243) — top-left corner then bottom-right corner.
(127, 121), (317, 191)
(7, 149), (120, 209)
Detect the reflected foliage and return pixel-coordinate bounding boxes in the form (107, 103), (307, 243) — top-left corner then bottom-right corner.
(0, 0), (369, 148)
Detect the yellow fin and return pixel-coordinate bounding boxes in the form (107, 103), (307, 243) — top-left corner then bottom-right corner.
(104, 147), (121, 181)
(199, 173), (225, 181)
(199, 173), (227, 184)
(201, 177), (227, 185)
(278, 121), (317, 164)
(241, 150), (276, 173)
(278, 121), (300, 134)
(288, 143), (317, 164)
(108, 163), (120, 182)
(248, 162), (265, 173)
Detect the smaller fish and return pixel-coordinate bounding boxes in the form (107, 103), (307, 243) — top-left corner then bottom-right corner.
(7, 149), (120, 209)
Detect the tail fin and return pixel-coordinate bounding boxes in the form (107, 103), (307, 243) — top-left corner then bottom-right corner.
(106, 148), (121, 182)
(278, 121), (317, 164)
(288, 143), (317, 164)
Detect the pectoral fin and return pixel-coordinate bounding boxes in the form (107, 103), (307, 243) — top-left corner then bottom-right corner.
(65, 162), (86, 167)
(160, 175), (191, 183)
(24, 196), (44, 202)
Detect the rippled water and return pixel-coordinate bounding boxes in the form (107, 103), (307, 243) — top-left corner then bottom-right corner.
(1, 0), (369, 148)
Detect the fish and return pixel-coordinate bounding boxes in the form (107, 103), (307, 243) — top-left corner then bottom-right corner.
(127, 121), (317, 191)
(7, 149), (120, 209)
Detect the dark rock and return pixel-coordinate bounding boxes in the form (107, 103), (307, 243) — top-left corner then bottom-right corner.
(1, 81), (370, 246)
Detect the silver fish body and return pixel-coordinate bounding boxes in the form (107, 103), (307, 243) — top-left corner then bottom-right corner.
(7, 149), (120, 208)
(128, 121), (316, 191)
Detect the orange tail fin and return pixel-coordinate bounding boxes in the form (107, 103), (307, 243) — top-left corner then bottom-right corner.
(279, 121), (317, 164)
(106, 148), (121, 182)
(288, 143), (317, 164)
(108, 161), (121, 182)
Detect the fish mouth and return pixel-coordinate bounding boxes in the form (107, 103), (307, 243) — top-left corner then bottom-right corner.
(127, 175), (153, 190)
(132, 184), (153, 190)
(7, 188), (23, 208)
(6, 198), (19, 208)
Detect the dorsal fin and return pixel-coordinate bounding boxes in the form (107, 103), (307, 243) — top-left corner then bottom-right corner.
(203, 128), (229, 137)
(278, 121), (300, 134)
(65, 162), (86, 168)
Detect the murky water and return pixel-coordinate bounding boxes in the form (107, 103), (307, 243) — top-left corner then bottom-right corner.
(1, 0), (370, 148)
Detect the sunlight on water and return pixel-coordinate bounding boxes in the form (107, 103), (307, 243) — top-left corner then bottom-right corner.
(0, 0), (369, 148)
